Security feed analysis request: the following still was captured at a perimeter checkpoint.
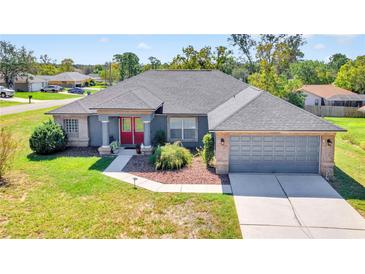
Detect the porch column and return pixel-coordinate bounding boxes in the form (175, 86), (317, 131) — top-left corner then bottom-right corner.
(98, 115), (111, 155)
(143, 120), (151, 146)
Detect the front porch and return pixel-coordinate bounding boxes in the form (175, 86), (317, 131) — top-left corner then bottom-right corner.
(97, 112), (153, 155)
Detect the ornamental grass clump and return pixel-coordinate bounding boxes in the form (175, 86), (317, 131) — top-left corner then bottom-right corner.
(150, 143), (192, 170)
(29, 120), (68, 155)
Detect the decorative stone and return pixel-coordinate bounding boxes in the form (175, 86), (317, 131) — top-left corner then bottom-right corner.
(98, 145), (111, 155)
(141, 144), (153, 155)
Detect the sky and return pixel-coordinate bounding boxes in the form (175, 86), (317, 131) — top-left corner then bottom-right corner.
(0, 34), (364, 65)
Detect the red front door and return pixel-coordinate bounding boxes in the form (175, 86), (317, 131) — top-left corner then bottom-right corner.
(120, 117), (144, 145)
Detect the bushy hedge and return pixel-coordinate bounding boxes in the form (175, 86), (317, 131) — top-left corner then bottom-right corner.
(202, 133), (214, 166)
(150, 142), (192, 170)
(29, 120), (68, 154)
(152, 130), (166, 146)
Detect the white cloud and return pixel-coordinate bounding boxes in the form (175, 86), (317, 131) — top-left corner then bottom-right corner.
(313, 43), (326, 50)
(98, 37), (110, 43)
(137, 42), (151, 50)
(334, 35), (359, 45)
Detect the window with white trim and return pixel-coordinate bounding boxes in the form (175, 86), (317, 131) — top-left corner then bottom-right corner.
(169, 117), (197, 141)
(63, 119), (79, 138)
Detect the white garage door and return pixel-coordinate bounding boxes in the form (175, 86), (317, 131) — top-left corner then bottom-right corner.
(229, 135), (320, 173)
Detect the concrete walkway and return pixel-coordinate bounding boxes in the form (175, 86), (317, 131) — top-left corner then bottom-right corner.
(0, 97), (80, 115)
(103, 154), (232, 194)
(229, 173), (365, 239)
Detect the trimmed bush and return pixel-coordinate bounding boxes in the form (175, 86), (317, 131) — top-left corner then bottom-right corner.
(202, 133), (214, 166)
(150, 143), (192, 170)
(29, 120), (68, 155)
(152, 130), (166, 146)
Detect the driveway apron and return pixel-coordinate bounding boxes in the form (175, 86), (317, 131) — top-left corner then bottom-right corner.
(229, 173), (365, 239)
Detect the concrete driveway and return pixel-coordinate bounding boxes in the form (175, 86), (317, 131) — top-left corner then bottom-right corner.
(229, 174), (365, 239)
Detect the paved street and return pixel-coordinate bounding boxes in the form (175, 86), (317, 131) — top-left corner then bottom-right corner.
(0, 97), (80, 115)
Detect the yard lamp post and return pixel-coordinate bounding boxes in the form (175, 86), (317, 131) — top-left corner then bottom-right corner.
(133, 177), (137, 189)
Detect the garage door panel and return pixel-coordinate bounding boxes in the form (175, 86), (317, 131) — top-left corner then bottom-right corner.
(229, 135), (320, 173)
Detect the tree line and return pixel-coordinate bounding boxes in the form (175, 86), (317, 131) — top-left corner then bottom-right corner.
(1, 36), (364, 106)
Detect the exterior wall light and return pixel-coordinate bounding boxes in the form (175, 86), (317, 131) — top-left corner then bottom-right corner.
(221, 138), (225, 145)
(327, 139), (332, 146)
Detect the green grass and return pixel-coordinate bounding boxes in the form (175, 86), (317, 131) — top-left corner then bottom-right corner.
(325, 117), (365, 217)
(0, 108), (241, 239)
(15, 91), (81, 100)
(0, 101), (25, 107)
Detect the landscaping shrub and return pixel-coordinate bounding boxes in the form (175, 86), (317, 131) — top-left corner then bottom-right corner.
(29, 120), (68, 155)
(150, 143), (192, 170)
(202, 133), (214, 166)
(152, 130), (166, 146)
(0, 128), (17, 183)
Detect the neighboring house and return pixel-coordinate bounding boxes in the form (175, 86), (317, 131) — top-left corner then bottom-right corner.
(47, 72), (93, 87)
(299, 84), (365, 107)
(48, 70), (344, 178)
(0, 74), (48, 91)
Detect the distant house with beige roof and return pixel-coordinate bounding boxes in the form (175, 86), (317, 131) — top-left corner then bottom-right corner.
(299, 84), (365, 108)
(47, 72), (93, 87)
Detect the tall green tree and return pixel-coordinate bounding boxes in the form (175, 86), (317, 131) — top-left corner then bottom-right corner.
(229, 34), (305, 76)
(0, 41), (35, 88)
(229, 34), (257, 74)
(148, 56), (161, 69)
(60, 58), (75, 72)
(113, 52), (141, 80)
(328, 53), (350, 72)
(248, 60), (303, 99)
(36, 54), (59, 75)
(170, 46), (214, 69)
(289, 60), (335, 84)
(335, 55), (365, 94)
(214, 46), (236, 74)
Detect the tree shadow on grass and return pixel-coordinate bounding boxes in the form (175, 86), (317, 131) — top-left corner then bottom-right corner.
(330, 166), (365, 201)
(26, 147), (115, 171)
(26, 147), (100, 162)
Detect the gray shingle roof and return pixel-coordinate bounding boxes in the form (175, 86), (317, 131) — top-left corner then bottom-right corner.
(209, 91), (345, 132)
(49, 70), (248, 114)
(48, 70), (344, 132)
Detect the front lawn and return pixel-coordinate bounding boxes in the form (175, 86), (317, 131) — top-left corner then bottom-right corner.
(0, 108), (241, 238)
(15, 91), (81, 100)
(325, 117), (365, 217)
(0, 101), (25, 107)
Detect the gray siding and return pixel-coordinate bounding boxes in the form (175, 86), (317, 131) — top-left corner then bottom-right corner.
(151, 114), (208, 148)
(88, 116), (119, 147)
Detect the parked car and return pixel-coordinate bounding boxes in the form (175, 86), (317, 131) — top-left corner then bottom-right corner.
(41, 85), (63, 92)
(0, 86), (15, 98)
(68, 87), (84, 94)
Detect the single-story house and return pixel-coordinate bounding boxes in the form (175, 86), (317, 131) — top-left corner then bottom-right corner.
(48, 70), (344, 178)
(0, 74), (48, 91)
(299, 84), (365, 107)
(47, 72), (93, 87)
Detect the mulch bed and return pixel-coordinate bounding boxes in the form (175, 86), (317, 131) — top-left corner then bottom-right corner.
(123, 155), (230, 185)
